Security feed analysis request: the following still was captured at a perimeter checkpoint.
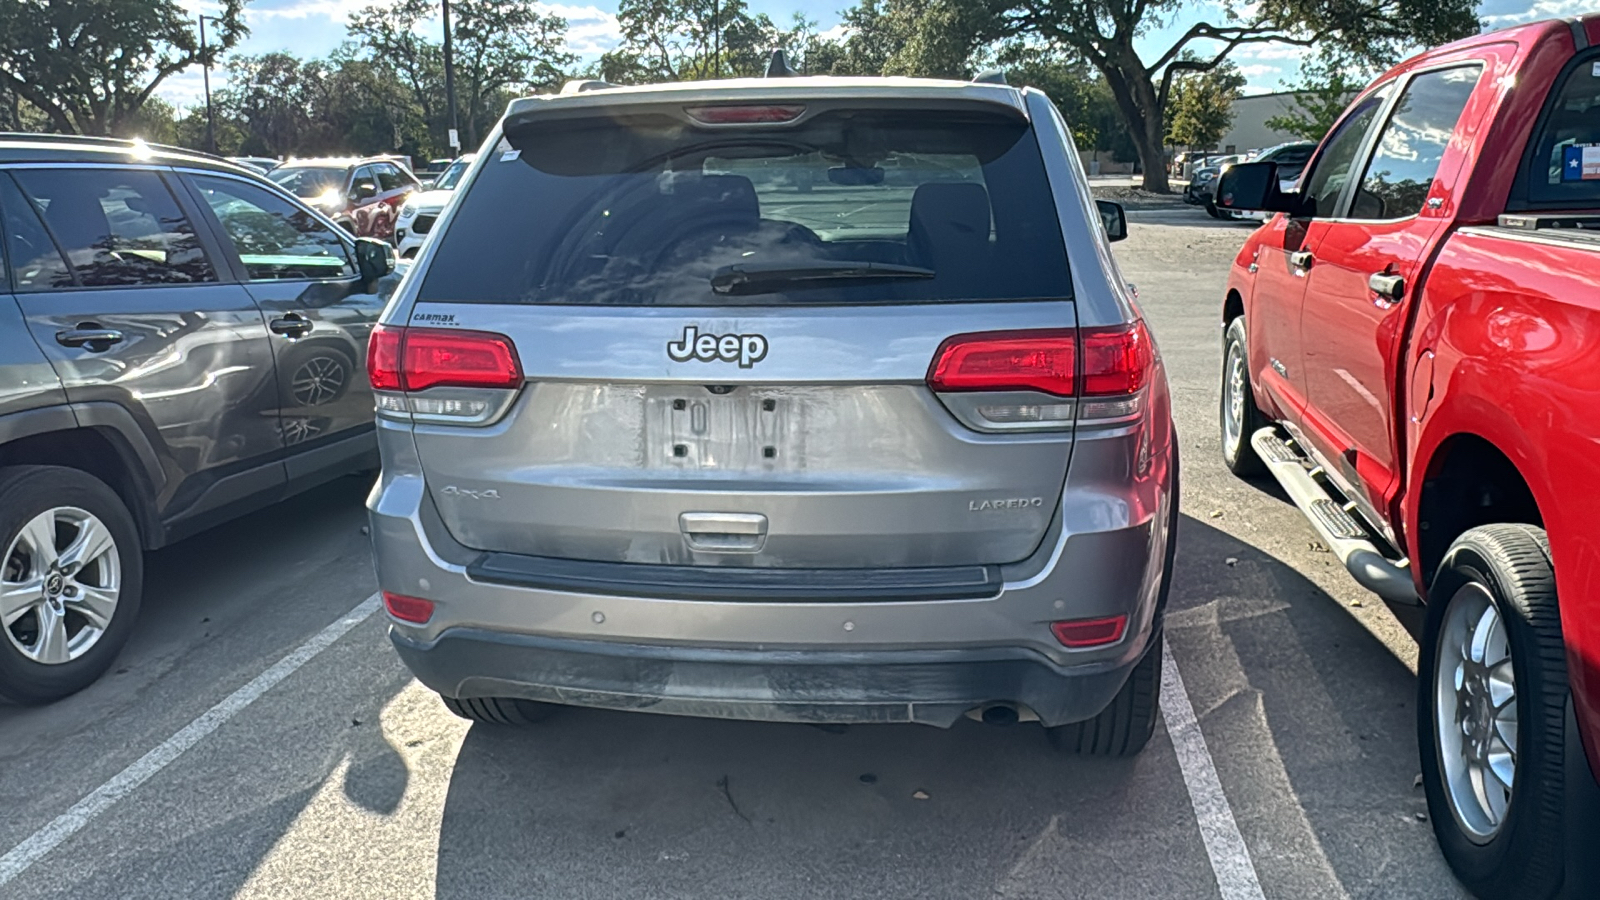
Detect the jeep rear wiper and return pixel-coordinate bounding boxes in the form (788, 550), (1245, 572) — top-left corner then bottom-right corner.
(709, 261), (936, 295)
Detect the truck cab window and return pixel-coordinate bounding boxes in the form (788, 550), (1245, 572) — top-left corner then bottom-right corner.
(1525, 50), (1600, 206)
(1351, 65), (1483, 220)
(1301, 87), (1392, 218)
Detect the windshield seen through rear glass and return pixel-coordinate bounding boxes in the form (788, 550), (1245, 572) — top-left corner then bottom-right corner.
(269, 166), (345, 199)
(419, 107), (1071, 306)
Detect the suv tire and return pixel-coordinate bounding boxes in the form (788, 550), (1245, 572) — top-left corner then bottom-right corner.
(1046, 633), (1162, 757)
(1419, 525), (1572, 900)
(1220, 317), (1266, 476)
(0, 466), (143, 705)
(441, 695), (558, 725)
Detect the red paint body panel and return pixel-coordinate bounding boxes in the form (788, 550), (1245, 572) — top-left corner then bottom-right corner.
(1224, 14), (1600, 777)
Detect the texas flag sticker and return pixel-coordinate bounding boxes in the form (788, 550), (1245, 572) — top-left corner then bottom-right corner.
(1564, 145), (1600, 181)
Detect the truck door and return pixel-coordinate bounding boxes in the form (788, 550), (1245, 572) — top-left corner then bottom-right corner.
(1298, 63), (1487, 527)
(1251, 88), (1392, 424)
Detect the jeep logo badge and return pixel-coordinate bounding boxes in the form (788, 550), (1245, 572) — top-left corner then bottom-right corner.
(667, 326), (768, 369)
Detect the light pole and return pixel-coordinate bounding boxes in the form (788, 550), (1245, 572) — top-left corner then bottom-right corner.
(198, 14), (223, 154)
(442, 0), (459, 154)
(712, 0), (721, 79)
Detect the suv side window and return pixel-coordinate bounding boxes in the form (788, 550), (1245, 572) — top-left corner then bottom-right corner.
(1350, 66), (1484, 220)
(351, 166), (378, 200)
(10, 168), (215, 287)
(374, 164), (404, 193)
(189, 174), (355, 281)
(1301, 87), (1393, 218)
(1, 175), (77, 290)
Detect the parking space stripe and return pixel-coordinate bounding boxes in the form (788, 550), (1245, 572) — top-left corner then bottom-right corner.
(0, 592), (382, 889)
(1160, 641), (1267, 900)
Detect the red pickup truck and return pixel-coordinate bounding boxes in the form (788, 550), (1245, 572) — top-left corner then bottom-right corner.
(1215, 15), (1600, 900)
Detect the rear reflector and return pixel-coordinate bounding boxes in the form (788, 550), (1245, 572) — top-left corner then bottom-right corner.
(928, 331), (1078, 397)
(366, 325), (523, 392)
(383, 592), (435, 624)
(1050, 615), (1127, 648)
(684, 104), (806, 125)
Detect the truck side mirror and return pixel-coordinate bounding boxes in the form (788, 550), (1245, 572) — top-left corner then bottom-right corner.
(1216, 162), (1297, 215)
(1096, 199), (1128, 242)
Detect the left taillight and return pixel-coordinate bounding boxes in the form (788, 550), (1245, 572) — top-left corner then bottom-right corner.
(368, 325), (522, 424)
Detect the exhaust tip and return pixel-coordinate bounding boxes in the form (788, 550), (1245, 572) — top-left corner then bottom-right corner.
(980, 704), (1020, 726)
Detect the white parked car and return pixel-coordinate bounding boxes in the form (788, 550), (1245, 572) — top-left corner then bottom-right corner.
(394, 153), (476, 258)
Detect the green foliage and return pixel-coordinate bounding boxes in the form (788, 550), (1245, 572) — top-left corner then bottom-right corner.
(0, 0), (247, 135)
(1164, 60), (1246, 149)
(600, 0), (813, 83)
(1264, 56), (1367, 142)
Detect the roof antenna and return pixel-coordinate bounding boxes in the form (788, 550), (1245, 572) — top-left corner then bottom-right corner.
(765, 49), (798, 78)
(972, 69), (1008, 85)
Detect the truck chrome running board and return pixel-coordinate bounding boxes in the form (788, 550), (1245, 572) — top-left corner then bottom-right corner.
(1251, 428), (1419, 605)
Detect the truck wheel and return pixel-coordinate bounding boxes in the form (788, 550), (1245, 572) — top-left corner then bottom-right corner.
(1419, 525), (1571, 900)
(1047, 632), (1162, 757)
(0, 466), (143, 704)
(1205, 199), (1222, 218)
(1220, 317), (1266, 476)
(441, 695), (558, 725)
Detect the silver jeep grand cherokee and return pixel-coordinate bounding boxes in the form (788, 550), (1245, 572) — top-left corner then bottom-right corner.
(367, 74), (1178, 755)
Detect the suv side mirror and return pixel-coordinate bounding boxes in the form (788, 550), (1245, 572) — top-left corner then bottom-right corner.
(352, 181), (378, 201)
(1215, 162), (1297, 214)
(354, 237), (395, 283)
(1096, 199), (1128, 242)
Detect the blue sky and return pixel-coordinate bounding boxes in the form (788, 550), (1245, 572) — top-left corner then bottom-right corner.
(161, 0), (1593, 107)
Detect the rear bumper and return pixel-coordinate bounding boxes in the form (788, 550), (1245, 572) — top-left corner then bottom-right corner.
(391, 626), (1146, 728)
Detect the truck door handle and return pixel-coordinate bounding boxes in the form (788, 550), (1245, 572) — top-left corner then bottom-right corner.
(269, 314), (314, 338)
(55, 325), (124, 351)
(1368, 273), (1405, 303)
(1288, 251), (1314, 272)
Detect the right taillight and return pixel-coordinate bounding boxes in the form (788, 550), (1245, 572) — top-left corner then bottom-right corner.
(368, 325), (523, 424)
(927, 322), (1153, 429)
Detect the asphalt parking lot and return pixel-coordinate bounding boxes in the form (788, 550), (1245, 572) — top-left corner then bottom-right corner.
(0, 202), (1471, 900)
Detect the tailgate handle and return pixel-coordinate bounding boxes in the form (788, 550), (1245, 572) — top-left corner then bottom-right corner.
(680, 512), (767, 552)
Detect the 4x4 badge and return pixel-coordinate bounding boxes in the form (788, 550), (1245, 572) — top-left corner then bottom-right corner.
(667, 326), (768, 368)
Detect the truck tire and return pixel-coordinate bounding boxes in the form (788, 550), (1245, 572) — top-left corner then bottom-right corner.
(1046, 632), (1162, 757)
(1220, 317), (1266, 476)
(0, 466), (143, 704)
(441, 694), (558, 725)
(1419, 525), (1575, 900)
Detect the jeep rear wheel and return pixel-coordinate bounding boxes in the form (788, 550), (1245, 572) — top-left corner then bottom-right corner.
(441, 695), (558, 725)
(0, 466), (143, 704)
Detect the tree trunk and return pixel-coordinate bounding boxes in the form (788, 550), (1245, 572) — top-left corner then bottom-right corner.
(1097, 58), (1172, 193)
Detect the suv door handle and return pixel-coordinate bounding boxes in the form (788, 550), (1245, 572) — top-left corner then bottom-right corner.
(1368, 272), (1405, 303)
(56, 325), (124, 351)
(269, 314), (314, 338)
(1288, 251), (1314, 272)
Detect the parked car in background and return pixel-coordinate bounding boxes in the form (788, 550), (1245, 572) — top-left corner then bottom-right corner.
(1218, 141), (1317, 223)
(228, 156), (280, 175)
(267, 156), (420, 240)
(367, 74), (1178, 757)
(0, 134), (398, 704)
(1216, 15), (1600, 899)
(394, 153), (476, 258)
(1184, 154), (1245, 212)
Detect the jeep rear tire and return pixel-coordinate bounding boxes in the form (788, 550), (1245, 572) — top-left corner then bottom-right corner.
(1047, 632), (1163, 757)
(0, 466), (143, 705)
(441, 695), (558, 725)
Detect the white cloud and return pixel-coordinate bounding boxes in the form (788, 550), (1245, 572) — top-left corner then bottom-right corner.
(1230, 43), (1313, 62)
(817, 23), (849, 42)
(1481, 0), (1593, 26)
(1235, 63), (1280, 80)
(246, 0), (369, 22)
(544, 3), (623, 56)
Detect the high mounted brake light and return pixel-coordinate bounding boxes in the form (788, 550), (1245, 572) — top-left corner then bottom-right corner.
(684, 104), (806, 125)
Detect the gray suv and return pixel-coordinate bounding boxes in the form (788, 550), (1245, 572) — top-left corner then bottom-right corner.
(0, 135), (395, 703)
(368, 76), (1179, 753)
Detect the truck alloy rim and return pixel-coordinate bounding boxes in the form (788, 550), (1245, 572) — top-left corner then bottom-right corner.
(1223, 339), (1247, 453)
(1, 507), (121, 665)
(1434, 581), (1518, 842)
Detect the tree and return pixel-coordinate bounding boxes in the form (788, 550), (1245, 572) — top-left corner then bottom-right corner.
(1265, 56), (1367, 142)
(860, 0), (1477, 191)
(1164, 60), (1246, 150)
(0, 0), (247, 135)
(600, 0), (811, 83)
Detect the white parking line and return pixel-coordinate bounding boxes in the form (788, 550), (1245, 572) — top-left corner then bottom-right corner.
(1161, 641), (1267, 900)
(0, 592), (382, 889)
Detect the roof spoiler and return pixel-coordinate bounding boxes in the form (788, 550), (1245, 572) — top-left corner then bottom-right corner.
(972, 70), (1008, 85)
